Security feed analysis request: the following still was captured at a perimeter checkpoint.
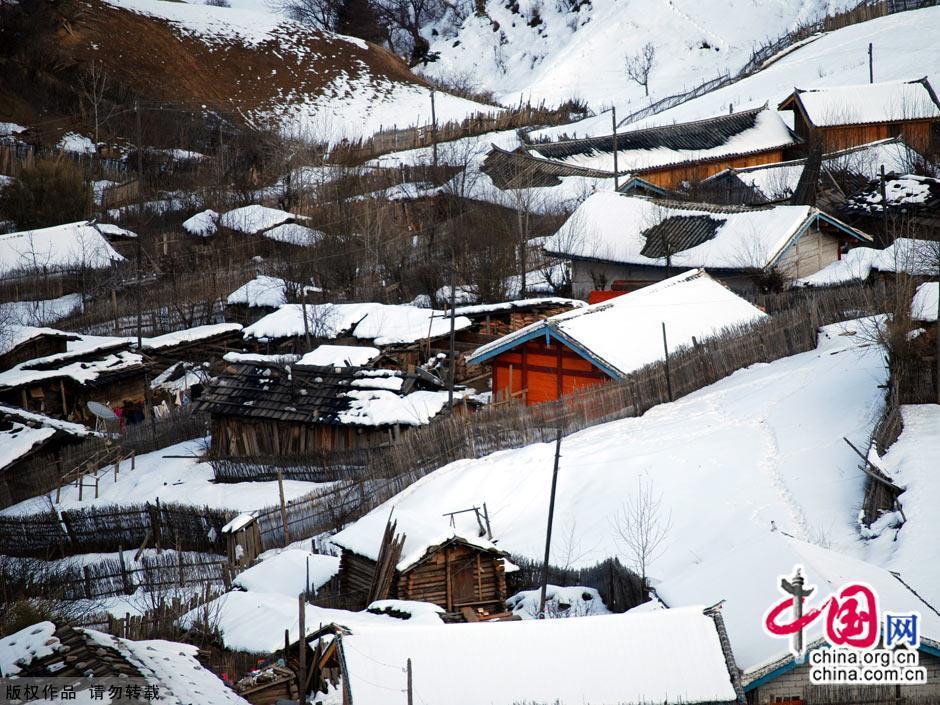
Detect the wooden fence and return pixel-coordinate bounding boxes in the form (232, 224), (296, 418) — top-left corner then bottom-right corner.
(210, 450), (371, 483)
(0, 500), (231, 558)
(0, 550), (232, 601)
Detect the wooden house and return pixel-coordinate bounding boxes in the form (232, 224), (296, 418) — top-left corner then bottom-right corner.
(651, 532), (940, 705)
(778, 78), (940, 153)
(483, 106), (800, 191)
(838, 172), (940, 240)
(0, 326), (77, 372)
(467, 270), (766, 405)
(696, 137), (919, 207)
(0, 221), (125, 278)
(141, 322), (244, 374)
(310, 606), (744, 705)
(0, 338), (149, 423)
(542, 192), (873, 298)
(196, 361), (464, 457)
(224, 274), (321, 326)
(329, 510), (511, 618)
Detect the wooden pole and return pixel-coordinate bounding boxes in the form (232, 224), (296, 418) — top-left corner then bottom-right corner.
(880, 165), (889, 249)
(448, 256), (457, 407)
(277, 469), (290, 546)
(661, 322), (674, 402)
(538, 430), (562, 617)
(612, 107), (619, 191)
(406, 658), (414, 705)
(430, 89), (438, 170)
(297, 592), (307, 700)
(135, 99), (144, 351)
(868, 42), (873, 84)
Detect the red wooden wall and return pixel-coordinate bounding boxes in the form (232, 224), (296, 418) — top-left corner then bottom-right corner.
(490, 338), (611, 405)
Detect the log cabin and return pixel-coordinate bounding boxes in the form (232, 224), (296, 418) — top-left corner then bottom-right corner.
(0, 326), (77, 372)
(778, 77), (940, 154)
(838, 172), (940, 240)
(482, 106), (801, 191)
(466, 269), (766, 405)
(329, 509), (511, 618)
(542, 192), (873, 299)
(0, 338), (149, 424)
(196, 361), (466, 457)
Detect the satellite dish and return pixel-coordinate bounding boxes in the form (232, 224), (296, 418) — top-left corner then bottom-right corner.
(87, 401), (118, 422)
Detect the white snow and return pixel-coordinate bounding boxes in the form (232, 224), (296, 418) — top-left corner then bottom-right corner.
(0, 221), (125, 276)
(911, 282), (938, 322)
(182, 209), (219, 237)
(223, 351), (300, 364)
(227, 275), (293, 308)
(337, 388), (465, 428)
(244, 302), (472, 346)
(793, 246), (880, 287)
(543, 192), (865, 271)
(865, 405), (940, 608)
(141, 323), (243, 351)
(219, 205), (297, 234)
(81, 629), (252, 705)
(233, 548), (340, 597)
(58, 132), (96, 155)
(0, 622), (58, 677)
(337, 607), (738, 705)
(871, 238), (940, 276)
(0, 325), (72, 358)
(358, 320), (888, 583)
(0, 341), (143, 390)
(332, 507), (501, 571)
(0, 122), (27, 137)
(0, 294), (83, 326)
(0, 420), (56, 472)
(652, 530), (940, 679)
(0, 403), (96, 437)
(507, 584), (610, 619)
(261, 222), (324, 246)
(453, 296), (586, 317)
(470, 270), (767, 377)
(0, 439), (327, 516)
(793, 78), (940, 127)
(365, 600), (445, 623)
(298, 344), (380, 367)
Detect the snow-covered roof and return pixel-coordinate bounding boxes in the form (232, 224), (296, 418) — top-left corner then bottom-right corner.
(841, 173), (940, 215)
(871, 238), (939, 276)
(218, 205), (314, 244)
(226, 275), (290, 308)
(0, 338), (144, 390)
(262, 222), (324, 246)
(652, 531), (940, 680)
(0, 325), (74, 358)
(782, 78), (940, 127)
(0, 294), (83, 327)
(298, 344), (380, 367)
(703, 138), (918, 203)
(793, 246), (880, 287)
(525, 106), (798, 175)
(452, 296), (586, 317)
(469, 269), (766, 378)
(0, 221), (125, 276)
(0, 403), (97, 437)
(233, 548), (340, 597)
(336, 607), (740, 705)
(0, 622), (58, 676)
(542, 193), (870, 271)
(141, 323), (243, 351)
(182, 209), (219, 237)
(0, 419), (56, 473)
(222, 351), (300, 365)
(912, 282), (938, 322)
(244, 302), (472, 346)
(331, 508), (504, 572)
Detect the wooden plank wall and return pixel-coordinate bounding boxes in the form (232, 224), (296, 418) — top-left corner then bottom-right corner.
(491, 338), (609, 405)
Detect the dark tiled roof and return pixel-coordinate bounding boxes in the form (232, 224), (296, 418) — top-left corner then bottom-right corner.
(640, 215), (723, 258)
(839, 173), (940, 216)
(196, 362), (444, 426)
(528, 107), (774, 161)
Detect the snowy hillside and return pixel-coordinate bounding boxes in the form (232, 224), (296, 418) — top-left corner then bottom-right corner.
(533, 4), (940, 139)
(339, 321), (891, 586)
(82, 0), (494, 142)
(420, 0), (858, 108)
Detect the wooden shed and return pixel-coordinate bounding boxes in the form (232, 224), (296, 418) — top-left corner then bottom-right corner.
(484, 106), (800, 191)
(467, 270), (767, 405)
(196, 361), (464, 457)
(0, 327), (77, 372)
(0, 339), (149, 423)
(330, 511), (510, 619)
(778, 77), (940, 153)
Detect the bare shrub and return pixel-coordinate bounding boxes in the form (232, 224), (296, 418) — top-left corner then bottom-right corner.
(0, 158), (91, 230)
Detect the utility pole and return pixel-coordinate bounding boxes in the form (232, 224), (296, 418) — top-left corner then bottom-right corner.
(277, 469), (290, 546)
(868, 43), (873, 84)
(406, 658), (414, 705)
(430, 89), (438, 170)
(134, 99), (144, 350)
(447, 254), (456, 407)
(612, 107), (619, 191)
(880, 165), (889, 249)
(297, 593), (306, 700)
(661, 322), (673, 402)
(538, 430), (563, 617)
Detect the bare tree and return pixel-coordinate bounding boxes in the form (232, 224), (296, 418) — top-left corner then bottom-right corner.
(625, 42), (656, 98)
(276, 0), (338, 29)
(611, 477), (671, 585)
(77, 60), (116, 145)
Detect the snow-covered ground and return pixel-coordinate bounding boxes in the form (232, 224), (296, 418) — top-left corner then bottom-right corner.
(0, 440), (329, 516)
(533, 5), (940, 138)
(338, 320), (888, 587)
